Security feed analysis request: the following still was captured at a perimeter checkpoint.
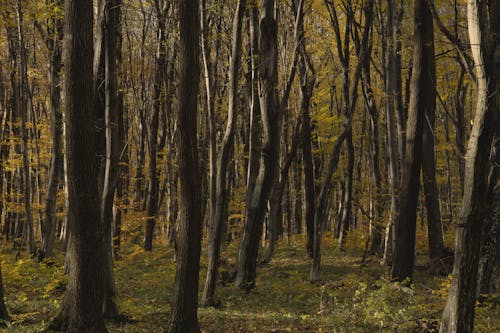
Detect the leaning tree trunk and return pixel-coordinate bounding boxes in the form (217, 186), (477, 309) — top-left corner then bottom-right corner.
(168, 0), (202, 331)
(48, 0), (108, 331)
(235, 0), (279, 291)
(202, 0), (246, 307)
(440, 0), (499, 331)
(391, 0), (431, 283)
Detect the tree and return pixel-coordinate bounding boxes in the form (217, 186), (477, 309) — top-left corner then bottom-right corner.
(391, 0), (434, 282)
(440, 0), (499, 331)
(48, 0), (107, 330)
(101, 0), (121, 318)
(168, 0), (202, 330)
(202, 0), (246, 306)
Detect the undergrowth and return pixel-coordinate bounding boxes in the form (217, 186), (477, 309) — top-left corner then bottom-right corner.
(0, 235), (498, 332)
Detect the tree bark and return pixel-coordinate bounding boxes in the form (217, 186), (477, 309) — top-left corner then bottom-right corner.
(168, 0), (202, 330)
(235, 0), (279, 291)
(440, 0), (499, 330)
(41, 0), (64, 258)
(202, 0), (246, 306)
(48, 0), (107, 330)
(391, 0), (432, 283)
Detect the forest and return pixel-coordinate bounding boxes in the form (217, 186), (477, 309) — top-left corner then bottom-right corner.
(0, 0), (498, 332)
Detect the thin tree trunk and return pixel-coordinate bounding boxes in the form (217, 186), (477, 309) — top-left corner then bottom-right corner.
(41, 0), (64, 258)
(202, 0), (246, 306)
(101, 0), (120, 318)
(16, 1), (35, 255)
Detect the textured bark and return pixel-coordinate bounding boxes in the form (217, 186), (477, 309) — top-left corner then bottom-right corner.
(16, 2), (35, 255)
(144, 1), (168, 252)
(440, 1), (499, 330)
(48, 0), (107, 330)
(235, 0), (279, 291)
(391, 0), (432, 282)
(202, 0), (246, 306)
(101, 0), (120, 318)
(168, 0), (202, 330)
(41, 0), (64, 258)
(419, 14), (444, 260)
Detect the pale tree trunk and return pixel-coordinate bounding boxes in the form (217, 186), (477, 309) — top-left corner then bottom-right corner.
(101, 0), (121, 319)
(440, 0), (499, 331)
(202, 0), (246, 306)
(168, 0), (202, 330)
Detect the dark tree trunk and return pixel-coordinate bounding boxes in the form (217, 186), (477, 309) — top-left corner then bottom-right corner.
(16, 2), (36, 255)
(440, 1), (499, 330)
(168, 0), (202, 330)
(48, 0), (107, 330)
(202, 0), (246, 306)
(235, 0), (279, 291)
(391, 0), (431, 283)
(419, 14), (444, 260)
(41, 0), (64, 258)
(144, 1), (168, 252)
(0, 263), (9, 325)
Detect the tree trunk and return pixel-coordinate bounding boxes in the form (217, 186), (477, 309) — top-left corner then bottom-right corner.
(391, 0), (433, 283)
(235, 0), (279, 291)
(144, 1), (168, 252)
(16, 1), (36, 255)
(202, 0), (246, 306)
(41, 1), (64, 257)
(168, 0), (202, 330)
(48, 0), (107, 330)
(440, 1), (499, 330)
(419, 13), (444, 260)
(0, 264), (9, 325)
(101, 0), (120, 318)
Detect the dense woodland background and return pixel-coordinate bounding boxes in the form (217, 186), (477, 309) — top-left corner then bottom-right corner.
(0, 0), (498, 332)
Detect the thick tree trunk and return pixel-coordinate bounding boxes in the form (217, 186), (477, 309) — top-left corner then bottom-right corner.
(168, 0), (202, 331)
(440, 1), (499, 330)
(48, 0), (108, 330)
(202, 0), (246, 306)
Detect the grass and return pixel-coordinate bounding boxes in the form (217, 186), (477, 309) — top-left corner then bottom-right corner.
(0, 234), (499, 332)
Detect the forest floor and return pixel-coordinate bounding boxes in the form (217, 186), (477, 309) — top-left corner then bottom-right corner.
(1, 234), (499, 332)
